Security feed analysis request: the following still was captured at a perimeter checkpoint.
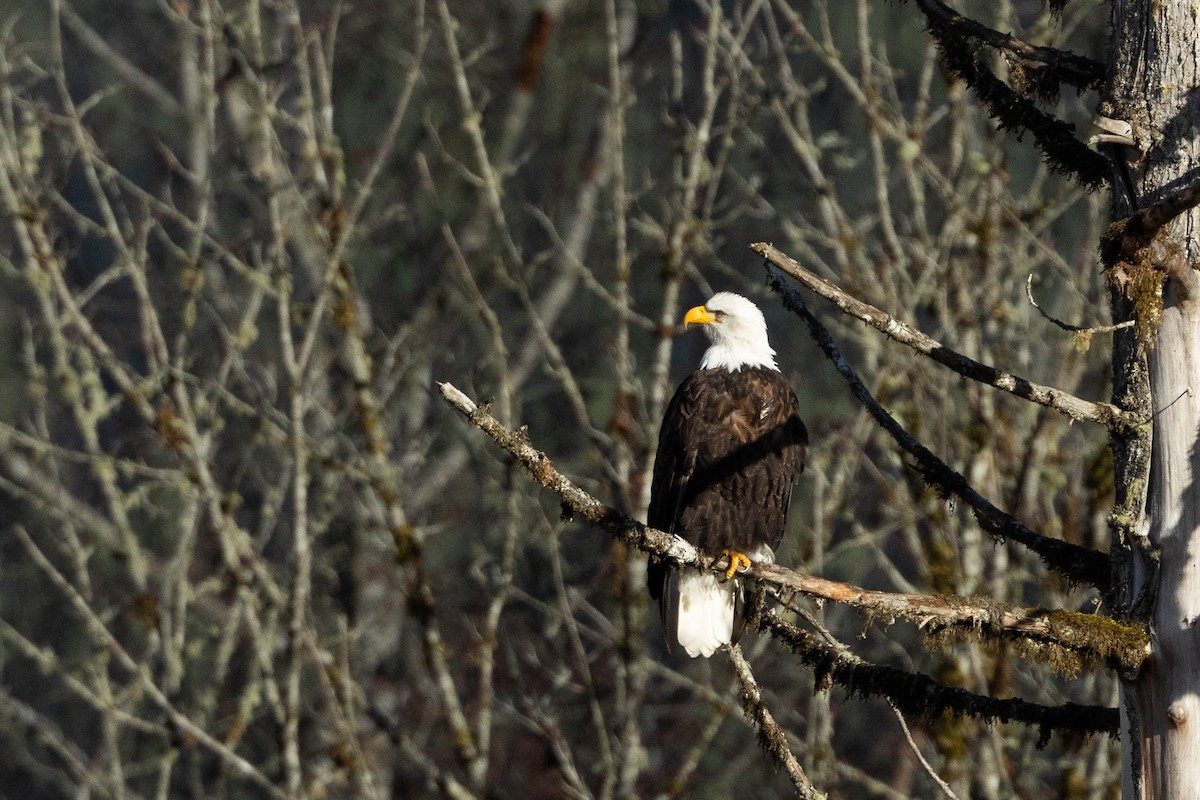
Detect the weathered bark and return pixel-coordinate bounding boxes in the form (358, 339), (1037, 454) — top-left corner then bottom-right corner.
(1107, 0), (1200, 795)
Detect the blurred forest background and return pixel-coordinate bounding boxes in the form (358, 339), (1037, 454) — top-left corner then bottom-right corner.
(0, 0), (1122, 797)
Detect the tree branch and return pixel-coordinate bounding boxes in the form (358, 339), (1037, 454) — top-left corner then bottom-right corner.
(753, 243), (1133, 431)
(758, 564), (1145, 673)
(758, 267), (1115, 592)
(760, 615), (1119, 740)
(439, 381), (697, 562)
(1113, 173), (1200, 249)
(909, 0), (1103, 91)
(728, 644), (826, 799)
(890, 701), (961, 799)
(438, 382), (1145, 672)
(909, 0), (1109, 189)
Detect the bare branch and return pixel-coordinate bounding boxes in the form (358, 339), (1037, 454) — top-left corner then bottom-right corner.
(890, 703), (961, 800)
(438, 381), (690, 561)
(753, 242), (1132, 431)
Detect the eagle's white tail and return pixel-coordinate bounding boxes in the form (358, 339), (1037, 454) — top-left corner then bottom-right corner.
(676, 573), (735, 658)
(674, 544), (775, 658)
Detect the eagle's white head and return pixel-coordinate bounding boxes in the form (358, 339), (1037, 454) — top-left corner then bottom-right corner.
(685, 292), (778, 371)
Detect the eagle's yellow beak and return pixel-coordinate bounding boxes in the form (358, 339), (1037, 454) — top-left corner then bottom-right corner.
(683, 305), (717, 327)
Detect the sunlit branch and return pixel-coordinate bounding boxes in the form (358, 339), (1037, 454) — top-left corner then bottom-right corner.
(754, 243), (1132, 431)
(439, 381), (1145, 671)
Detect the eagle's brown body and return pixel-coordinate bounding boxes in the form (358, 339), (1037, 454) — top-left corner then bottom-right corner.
(647, 365), (807, 653)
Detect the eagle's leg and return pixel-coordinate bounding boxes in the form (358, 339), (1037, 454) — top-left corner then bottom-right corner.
(720, 548), (752, 580)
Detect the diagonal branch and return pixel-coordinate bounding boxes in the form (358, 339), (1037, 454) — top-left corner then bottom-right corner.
(439, 381), (699, 563)
(758, 268), (1114, 592)
(439, 382), (1144, 673)
(728, 644), (826, 799)
(753, 242), (1133, 432)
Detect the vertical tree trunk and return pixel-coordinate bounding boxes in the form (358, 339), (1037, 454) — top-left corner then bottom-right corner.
(1136, 274), (1200, 798)
(1109, 1), (1200, 795)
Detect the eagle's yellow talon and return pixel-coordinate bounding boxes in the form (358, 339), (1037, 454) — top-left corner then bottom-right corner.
(721, 548), (752, 580)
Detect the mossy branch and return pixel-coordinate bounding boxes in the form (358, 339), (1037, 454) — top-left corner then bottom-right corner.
(761, 615), (1120, 740)
(908, 0), (1109, 189)
(762, 567), (1148, 675)
(909, 0), (1104, 93)
(439, 382), (1147, 675)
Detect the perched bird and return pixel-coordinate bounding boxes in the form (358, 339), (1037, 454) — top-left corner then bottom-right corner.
(647, 292), (808, 657)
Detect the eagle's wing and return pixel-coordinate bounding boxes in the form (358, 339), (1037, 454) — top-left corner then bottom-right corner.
(646, 377), (701, 653)
(766, 383), (808, 553)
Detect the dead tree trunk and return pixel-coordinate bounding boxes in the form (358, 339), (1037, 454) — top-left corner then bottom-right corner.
(1108, 0), (1200, 795)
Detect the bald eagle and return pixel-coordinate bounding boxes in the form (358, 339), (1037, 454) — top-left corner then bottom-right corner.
(647, 292), (808, 657)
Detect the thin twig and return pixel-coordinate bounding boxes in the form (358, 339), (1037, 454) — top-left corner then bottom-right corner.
(890, 702), (961, 800)
(1026, 274), (1134, 334)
